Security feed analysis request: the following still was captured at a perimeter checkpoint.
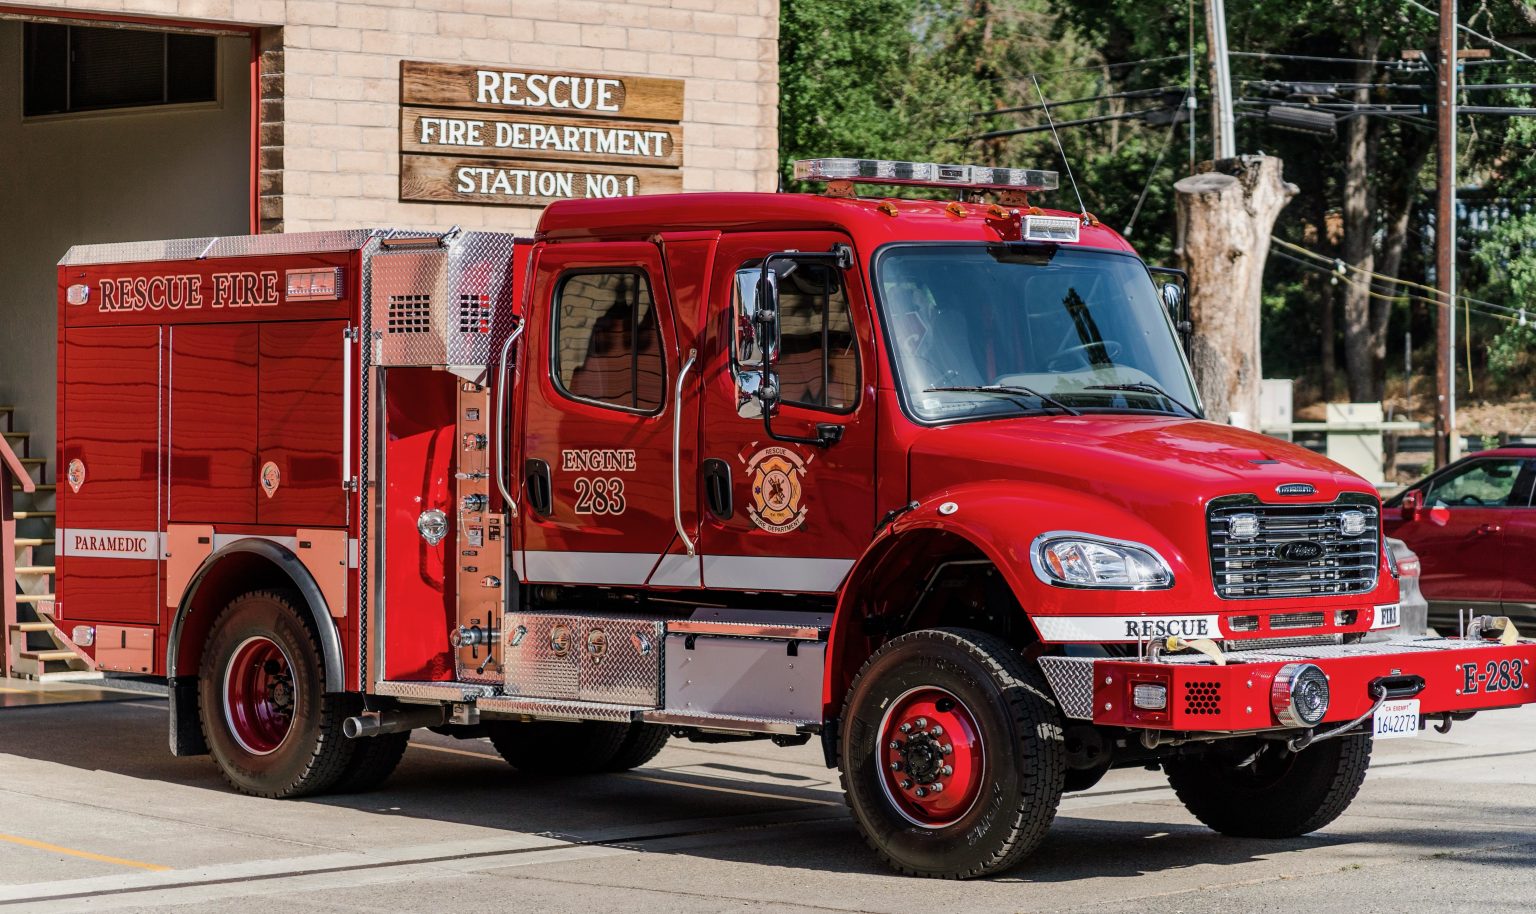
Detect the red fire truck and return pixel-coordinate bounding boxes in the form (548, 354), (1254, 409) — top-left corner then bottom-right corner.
(54, 159), (1536, 878)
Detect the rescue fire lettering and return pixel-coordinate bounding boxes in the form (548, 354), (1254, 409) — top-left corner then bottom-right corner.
(97, 271), (282, 313)
(72, 533), (149, 554)
(1123, 618), (1211, 638)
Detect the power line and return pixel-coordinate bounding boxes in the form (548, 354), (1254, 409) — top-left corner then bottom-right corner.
(1400, 0), (1536, 63)
(1272, 237), (1528, 319)
(1123, 91), (1188, 237)
(1269, 248), (1522, 325)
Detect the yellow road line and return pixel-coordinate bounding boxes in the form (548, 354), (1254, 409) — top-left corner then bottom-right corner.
(409, 741), (841, 807)
(0, 832), (170, 872)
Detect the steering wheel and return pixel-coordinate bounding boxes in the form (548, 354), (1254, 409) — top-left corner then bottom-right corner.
(1046, 340), (1123, 372)
(1454, 494), (1485, 506)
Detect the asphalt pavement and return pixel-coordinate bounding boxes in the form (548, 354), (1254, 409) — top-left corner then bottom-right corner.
(0, 682), (1533, 913)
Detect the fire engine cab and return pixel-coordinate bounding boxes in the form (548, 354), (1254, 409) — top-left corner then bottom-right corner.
(54, 159), (1536, 878)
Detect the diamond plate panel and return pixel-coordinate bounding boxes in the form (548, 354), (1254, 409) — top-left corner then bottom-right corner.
(59, 230), (379, 266)
(1037, 655), (1096, 720)
(372, 680), (496, 702)
(367, 231), (521, 370)
(477, 696), (641, 723)
(578, 616), (664, 707)
(503, 613), (580, 700)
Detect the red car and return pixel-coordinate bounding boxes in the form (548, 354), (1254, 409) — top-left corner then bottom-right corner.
(1383, 446), (1536, 630)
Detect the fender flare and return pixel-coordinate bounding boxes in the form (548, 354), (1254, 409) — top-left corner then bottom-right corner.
(164, 538), (346, 693)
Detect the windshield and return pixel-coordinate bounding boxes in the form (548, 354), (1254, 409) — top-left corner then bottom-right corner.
(874, 243), (1201, 422)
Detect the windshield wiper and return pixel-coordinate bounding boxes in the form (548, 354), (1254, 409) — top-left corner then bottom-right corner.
(924, 385), (1082, 416)
(1082, 382), (1200, 418)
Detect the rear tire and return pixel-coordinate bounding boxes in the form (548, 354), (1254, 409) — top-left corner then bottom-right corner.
(197, 590), (353, 798)
(604, 723), (669, 771)
(1165, 733), (1373, 837)
(333, 730), (410, 793)
(838, 628), (1067, 879)
(486, 720), (641, 774)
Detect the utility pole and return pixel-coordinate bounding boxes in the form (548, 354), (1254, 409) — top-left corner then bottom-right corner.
(1205, 0), (1236, 158)
(1435, 0), (1458, 466)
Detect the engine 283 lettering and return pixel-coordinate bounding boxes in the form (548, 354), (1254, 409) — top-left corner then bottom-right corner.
(1461, 659), (1527, 694)
(562, 448), (635, 516)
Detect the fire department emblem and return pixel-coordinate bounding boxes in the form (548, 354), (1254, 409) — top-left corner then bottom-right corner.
(746, 446), (808, 534)
(260, 461), (281, 498)
(66, 459), (86, 494)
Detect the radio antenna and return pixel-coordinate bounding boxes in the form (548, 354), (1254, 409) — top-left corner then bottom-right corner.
(1031, 75), (1087, 219)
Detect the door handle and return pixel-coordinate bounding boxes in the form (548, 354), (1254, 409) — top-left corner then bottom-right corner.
(494, 320), (525, 508)
(524, 458), (552, 517)
(703, 458), (732, 520)
(1476, 523), (1502, 535)
(672, 348), (698, 556)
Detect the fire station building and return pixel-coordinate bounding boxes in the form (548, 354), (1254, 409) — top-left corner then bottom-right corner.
(0, 0), (781, 464)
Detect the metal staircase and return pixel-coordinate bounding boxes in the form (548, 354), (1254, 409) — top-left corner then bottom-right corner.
(2, 406), (96, 681)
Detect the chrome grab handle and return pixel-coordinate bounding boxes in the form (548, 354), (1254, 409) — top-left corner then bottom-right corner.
(494, 321), (525, 508)
(342, 326), (355, 490)
(673, 348), (698, 556)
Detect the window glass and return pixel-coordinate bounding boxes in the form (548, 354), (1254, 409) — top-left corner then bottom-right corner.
(734, 262), (857, 411)
(554, 271), (664, 412)
(23, 23), (217, 117)
(1426, 458), (1524, 508)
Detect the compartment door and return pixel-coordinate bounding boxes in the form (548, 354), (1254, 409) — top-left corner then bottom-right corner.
(169, 324), (258, 524)
(258, 320), (347, 526)
(59, 326), (162, 625)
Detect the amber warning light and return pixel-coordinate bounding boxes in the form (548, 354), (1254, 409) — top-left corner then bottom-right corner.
(286, 267), (344, 302)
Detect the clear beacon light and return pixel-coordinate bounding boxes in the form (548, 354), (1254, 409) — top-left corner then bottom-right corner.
(793, 158), (1059, 192)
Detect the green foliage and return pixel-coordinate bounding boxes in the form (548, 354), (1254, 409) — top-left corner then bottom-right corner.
(1486, 322), (1536, 386)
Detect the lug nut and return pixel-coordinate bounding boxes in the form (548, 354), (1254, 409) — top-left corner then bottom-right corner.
(930, 725), (944, 737)
(900, 779), (912, 790)
(914, 717), (928, 729)
(930, 782), (944, 793)
(941, 744), (953, 755)
(890, 761), (902, 771)
(941, 765), (953, 776)
(888, 740), (903, 749)
(899, 723), (912, 733)
(914, 787), (927, 798)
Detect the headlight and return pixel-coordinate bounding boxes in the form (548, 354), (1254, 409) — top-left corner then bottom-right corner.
(1272, 662), (1330, 727)
(1030, 532), (1174, 590)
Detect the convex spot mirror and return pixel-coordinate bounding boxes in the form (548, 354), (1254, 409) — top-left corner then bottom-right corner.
(733, 246), (852, 421)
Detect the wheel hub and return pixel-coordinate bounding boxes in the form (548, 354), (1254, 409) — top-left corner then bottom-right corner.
(223, 636), (298, 756)
(878, 688), (983, 827)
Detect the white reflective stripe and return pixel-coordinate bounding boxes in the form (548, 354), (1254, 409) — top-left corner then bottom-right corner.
(700, 555), (852, 593)
(59, 529), (159, 560)
(649, 552), (700, 587)
(1033, 614), (1222, 643)
(522, 550), (657, 586)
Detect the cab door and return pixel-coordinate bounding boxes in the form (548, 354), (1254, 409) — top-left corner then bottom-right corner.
(517, 242), (688, 586)
(696, 232), (877, 594)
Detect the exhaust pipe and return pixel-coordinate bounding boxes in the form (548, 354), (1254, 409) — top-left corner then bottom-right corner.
(343, 706), (447, 739)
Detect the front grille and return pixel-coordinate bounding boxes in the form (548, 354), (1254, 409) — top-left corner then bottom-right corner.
(1270, 611), (1327, 629)
(1209, 495), (1380, 599)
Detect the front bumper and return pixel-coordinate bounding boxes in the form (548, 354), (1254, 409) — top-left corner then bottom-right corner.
(1039, 637), (1536, 731)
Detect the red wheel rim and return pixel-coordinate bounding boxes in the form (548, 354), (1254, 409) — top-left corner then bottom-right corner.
(222, 636), (298, 756)
(877, 687), (985, 828)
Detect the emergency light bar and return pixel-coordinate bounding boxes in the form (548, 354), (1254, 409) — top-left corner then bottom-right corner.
(794, 158), (1059, 192)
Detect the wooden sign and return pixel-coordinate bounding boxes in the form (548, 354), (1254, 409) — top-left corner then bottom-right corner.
(400, 61), (685, 207)
(401, 107), (683, 168)
(401, 156), (684, 206)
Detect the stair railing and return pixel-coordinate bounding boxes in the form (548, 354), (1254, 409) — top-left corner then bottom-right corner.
(1, 435), (33, 678)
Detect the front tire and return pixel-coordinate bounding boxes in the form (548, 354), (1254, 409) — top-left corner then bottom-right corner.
(1165, 733), (1373, 837)
(197, 590), (354, 798)
(838, 628), (1067, 879)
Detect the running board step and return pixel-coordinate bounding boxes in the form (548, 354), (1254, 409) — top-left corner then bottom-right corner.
(641, 710), (813, 735)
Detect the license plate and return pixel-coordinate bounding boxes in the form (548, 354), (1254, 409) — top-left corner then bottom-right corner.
(1372, 698), (1420, 740)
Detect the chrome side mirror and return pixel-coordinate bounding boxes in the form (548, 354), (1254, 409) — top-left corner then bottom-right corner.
(735, 369), (780, 419)
(753, 268), (782, 415)
(1160, 282), (1184, 315)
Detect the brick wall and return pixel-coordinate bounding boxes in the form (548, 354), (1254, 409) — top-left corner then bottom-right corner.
(4, 0), (781, 234)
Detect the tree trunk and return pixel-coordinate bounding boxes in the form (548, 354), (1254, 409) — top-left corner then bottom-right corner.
(1175, 156), (1298, 427)
(1341, 42), (1382, 402)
